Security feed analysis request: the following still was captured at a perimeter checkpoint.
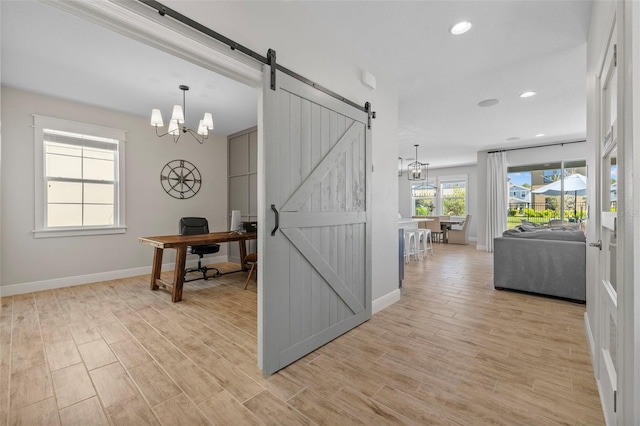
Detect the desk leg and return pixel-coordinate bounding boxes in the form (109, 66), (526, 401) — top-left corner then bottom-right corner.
(172, 246), (187, 303)
(150, 248), (163, 290)
(239, 239), (248, 271)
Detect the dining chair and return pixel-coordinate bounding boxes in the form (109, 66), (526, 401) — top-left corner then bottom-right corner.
(448, 215), (472, 245)
(425, 216), (443, 243)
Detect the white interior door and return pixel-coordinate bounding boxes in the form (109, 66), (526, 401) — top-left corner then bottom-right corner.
(595, 27), (618, 425)
(259, 67), (372, 375)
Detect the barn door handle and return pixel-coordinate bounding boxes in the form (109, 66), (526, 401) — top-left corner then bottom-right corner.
(271, 204), (279, 236)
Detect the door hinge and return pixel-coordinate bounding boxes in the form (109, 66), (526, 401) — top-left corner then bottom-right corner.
(614, 44), (617, 67)
(614, 389), (617, 412)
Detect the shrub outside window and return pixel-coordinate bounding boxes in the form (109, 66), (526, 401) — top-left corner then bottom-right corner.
(412, 175), (468, 216)
(440, 179), (467, 216)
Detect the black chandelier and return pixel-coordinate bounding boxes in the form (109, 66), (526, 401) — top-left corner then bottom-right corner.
(150, 85), (214, 144)
(408, 144), (437, 196)
(407, 144), (428, 181)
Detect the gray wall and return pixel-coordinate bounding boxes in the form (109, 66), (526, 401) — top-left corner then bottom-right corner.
(1, 86), (228, 289)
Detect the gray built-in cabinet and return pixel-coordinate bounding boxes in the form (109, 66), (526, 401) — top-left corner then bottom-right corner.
(227, 126), (257, 263)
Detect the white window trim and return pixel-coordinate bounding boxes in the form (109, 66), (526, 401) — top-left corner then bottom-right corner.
(33, 115), (127, 238)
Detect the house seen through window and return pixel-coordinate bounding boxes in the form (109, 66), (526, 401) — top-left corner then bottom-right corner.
(507, 160), (587, 229)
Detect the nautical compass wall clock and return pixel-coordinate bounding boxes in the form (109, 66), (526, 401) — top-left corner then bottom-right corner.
(160, 159), (202, 199)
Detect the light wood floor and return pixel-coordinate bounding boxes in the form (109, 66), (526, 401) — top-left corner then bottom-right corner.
(0, 244), (604, 425)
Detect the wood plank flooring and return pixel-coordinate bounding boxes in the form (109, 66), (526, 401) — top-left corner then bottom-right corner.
(0, 244), (604, 425)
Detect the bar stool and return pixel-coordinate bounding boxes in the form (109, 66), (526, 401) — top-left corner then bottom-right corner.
(403, 230), (418, 263)
(415, 228), (434, 258)
(414, 229), (426, 259)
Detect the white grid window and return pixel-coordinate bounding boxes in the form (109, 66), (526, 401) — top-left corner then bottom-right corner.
(34, 116), (126, 238)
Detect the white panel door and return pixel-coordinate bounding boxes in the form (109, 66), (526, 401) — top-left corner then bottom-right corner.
(594, 25), (618, 425)
(260, 67), (371, 375)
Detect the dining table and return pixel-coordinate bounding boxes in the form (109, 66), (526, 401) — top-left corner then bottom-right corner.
(398, 217), (434, 230)
(439, 219), (465, 243)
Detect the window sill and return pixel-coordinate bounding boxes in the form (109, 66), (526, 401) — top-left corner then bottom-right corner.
(33, 226), (127, 239)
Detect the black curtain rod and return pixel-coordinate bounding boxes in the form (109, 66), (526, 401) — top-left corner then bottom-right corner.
(487, 139), (586, 154)
(138, 0), (370, 114)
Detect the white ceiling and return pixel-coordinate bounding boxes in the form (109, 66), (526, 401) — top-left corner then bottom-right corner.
(1, 1), (592, 168)
(302, 1), (592, 168)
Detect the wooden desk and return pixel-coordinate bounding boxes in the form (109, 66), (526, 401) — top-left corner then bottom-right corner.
(440, 219), (464, 243)
(139, 231), (257, 302)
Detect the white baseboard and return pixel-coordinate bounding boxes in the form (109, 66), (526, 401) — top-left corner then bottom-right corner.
(0, 254), (228, 297)
(476, 244), (487, 251)
(372, 288), (401, 314)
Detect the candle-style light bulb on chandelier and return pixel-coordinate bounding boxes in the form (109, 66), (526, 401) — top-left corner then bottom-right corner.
(407, 144), (428, 181)
(150, 85), (214, 144)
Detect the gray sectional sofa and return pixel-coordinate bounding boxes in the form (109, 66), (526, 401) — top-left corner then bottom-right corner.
(493, 224), (586, 302)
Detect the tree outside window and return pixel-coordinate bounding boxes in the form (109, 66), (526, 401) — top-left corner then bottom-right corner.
(412, 184), (436, 215)
(441, 180), (466, 216)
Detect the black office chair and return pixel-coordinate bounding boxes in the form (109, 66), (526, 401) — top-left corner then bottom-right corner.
(179, 217), (221, 281)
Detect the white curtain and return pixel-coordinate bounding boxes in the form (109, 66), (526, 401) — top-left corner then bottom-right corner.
(485, 151), (508, 252)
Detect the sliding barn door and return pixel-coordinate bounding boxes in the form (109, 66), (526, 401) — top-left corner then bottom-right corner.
(260, 68), (371, 375)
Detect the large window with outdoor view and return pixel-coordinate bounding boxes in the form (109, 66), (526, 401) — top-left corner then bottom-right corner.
(506, 160), (587, 229)
(440, 178), (467, 216)
(412, 175), (467, 216)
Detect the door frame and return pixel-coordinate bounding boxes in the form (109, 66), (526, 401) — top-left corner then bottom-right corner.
(49, 0), (375, 375)
(48, 0), (267, 355)
(589, 1), (639, 424)
(618, 0), (640, 422)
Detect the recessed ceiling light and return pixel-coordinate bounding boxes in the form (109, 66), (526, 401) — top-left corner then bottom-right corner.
(535, 133), (545, 137)
(506, 137), (520, 142)
(450, 21), (472, 35)
(477, 99), (499, 107)
(520, 91), (537, 98)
